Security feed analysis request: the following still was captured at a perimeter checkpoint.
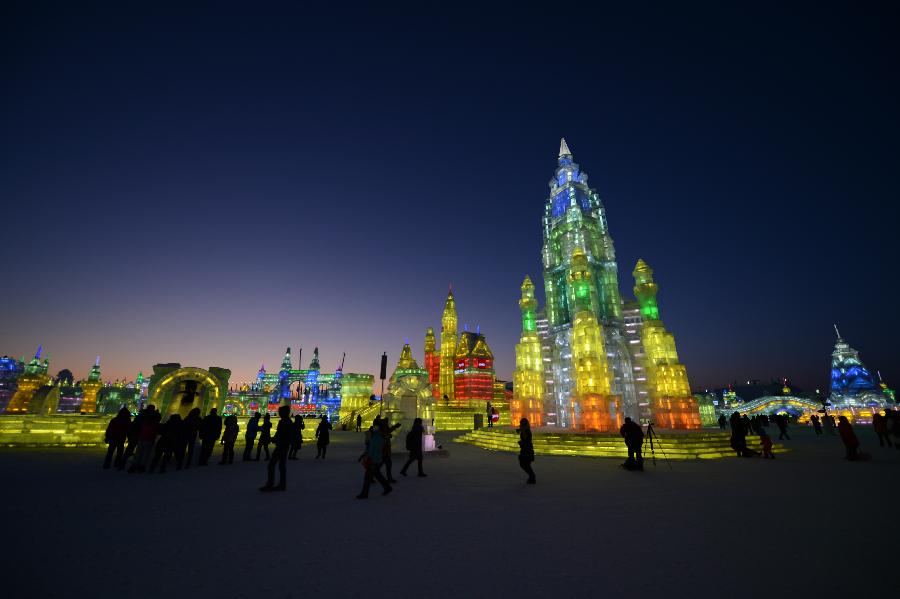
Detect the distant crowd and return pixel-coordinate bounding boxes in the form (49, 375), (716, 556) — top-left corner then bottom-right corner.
(102, 404), (430, 497)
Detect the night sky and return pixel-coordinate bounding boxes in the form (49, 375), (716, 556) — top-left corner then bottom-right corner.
(3, 3), (898, 391)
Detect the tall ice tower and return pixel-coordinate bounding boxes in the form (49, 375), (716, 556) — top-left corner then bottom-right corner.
(512, 276), (544, 425)
(439, 288), (458, 402)
(541, 139), (639, 421)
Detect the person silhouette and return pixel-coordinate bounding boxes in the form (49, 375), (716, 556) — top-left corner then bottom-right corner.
(619, 416), (644, 471)
(811, 414), (823, 436)
(717, 413), (727, 430)
(356, 413), (362, 432)
(103, 407), (131, 469)
(356, 419), (392, 499)
(118, 406), (146, 470)
(260, 405), (292, 492)
(150, 414), (181, 473)
(288, 414), (305, 460)
(178, 407), (202, 469)
(198, 407), (222, 466)
(517, 418), (536, 483)
(315, 415), (332, 459)
(129, 405), (160, 473)
(243, 412), (261, 461)
(775, 414), (790, 440)
(220, 414), (239, 465)
(837, 415), (861, 460)
(400, 418), (427, 477)
(256, 413), (272, 461)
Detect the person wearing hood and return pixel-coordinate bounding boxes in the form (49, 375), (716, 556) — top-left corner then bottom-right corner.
(356, 421), (392, 499)
(399, 418), (427, 477)
(220, 414), (239, 465)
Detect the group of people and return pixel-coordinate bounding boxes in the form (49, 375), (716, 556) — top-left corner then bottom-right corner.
(355, 415), (429, 498)
(724, 407), (900, 461)
(103, 404), (334, 490)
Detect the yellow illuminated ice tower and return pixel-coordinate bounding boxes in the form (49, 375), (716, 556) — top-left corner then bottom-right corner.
(439, 288), (457, 404)
(512, 277), (544, 425)
(5, 346), (51, 414)
(633, 259), (700, 428)
(80, 356), (103, 414)
(568, 249), (616, 431)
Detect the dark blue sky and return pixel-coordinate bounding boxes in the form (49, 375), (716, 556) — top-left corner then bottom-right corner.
(2, 2), (898, 391)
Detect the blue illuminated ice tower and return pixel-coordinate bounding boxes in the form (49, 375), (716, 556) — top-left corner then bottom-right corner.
(829, 325), (885, 408)
(541, 139), (639, 423)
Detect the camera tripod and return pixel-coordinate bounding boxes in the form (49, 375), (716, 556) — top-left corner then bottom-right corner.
(643, 421), (672, 470)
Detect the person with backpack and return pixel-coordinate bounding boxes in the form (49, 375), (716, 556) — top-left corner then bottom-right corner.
(400, 418), (427, 477)
(103, 407), (131, 469)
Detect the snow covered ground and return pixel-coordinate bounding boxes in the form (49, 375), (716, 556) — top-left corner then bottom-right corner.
(1, 426), (897, 599)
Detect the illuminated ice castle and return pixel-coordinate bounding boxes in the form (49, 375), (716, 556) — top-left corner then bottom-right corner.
(829, 325), (893, 413)
(513, 139), (700, 430)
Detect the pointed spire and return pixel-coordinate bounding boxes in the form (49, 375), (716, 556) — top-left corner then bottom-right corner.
(559, 137), (572, 157)
(833, 324), (841, 339)
(94, 355), (101, 367)
(35, 345), (42, 359)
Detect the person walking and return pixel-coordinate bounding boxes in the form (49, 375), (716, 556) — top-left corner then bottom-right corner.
(355, 413), (362, 433)
(149, 414), (181, 473)
(288, 414), (305, 460)
(400, 418), (427, 477)
(823, 413), (836, 436)
(103, 407), (131, 469)
(775, 414), (790, 440)
(872, 412), (893, 448)
(837, 415), (861, 460)
(198, 407), (222, 466)
(315, 415), (332, 459)
(243, 412), (261, 461)
(717, 413), (727, 430)
(811, 414), (823, 436)
(517, 418), (536, 483)
(255, 413), (272, 461)
(486, 401), (494, 428)
(356, 420), (392, 499)
(178, 407), (202, 469)
(758, 426), (775, 459)
(379, 418), (401, 482)
(619, 416), (644, 471)
(729, 411), (757, 457)
(260, 405), (292, 492)
(220, 414), (239, 465)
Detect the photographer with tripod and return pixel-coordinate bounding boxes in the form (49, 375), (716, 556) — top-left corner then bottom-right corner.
(620, 417), (644, 471)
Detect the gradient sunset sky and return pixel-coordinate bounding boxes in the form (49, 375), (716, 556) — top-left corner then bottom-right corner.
(3, 3), (898, 391)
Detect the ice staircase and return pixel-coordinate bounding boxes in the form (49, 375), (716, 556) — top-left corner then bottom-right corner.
(455, 428), (787, 460)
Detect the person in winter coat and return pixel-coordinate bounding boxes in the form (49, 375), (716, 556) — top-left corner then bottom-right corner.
(775, 414), (790, 440)
(220, 415), (239, 465)
(256, 413), (272, 461)
(104, 407), (131, 469)
(729, 411), (757, 457)
(198, 407), (223, 466)
(150, 414), (182, 473)
(872, 412), (893, 448)
(378, 418), (401, 481)
(717, 413), (727, 430)
(758, 426), (775, 459)
(400, 418), (427, 477)
(315, 415), (332, 459)
(288, 415), (305, 460)
(178, 408), (202, 469)
(517, 418), (536, 484)
(837, 415), (861, 460)
(356, 422), (392, 499)
(129, 406), (160, 473)
(355, 413), (362, 432)
(260, 405), (292, 492)
(243, 412), (261, 461)
(118, 406), (146, 470)
(811, 414), (823, 436)
(619, 416), (644, 471)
